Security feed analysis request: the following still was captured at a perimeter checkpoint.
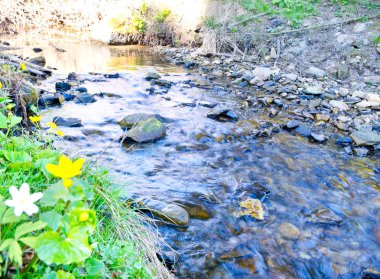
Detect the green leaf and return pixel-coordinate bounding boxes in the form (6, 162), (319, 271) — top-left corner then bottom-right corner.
(85, 258), (105, 277)
(40, 183), (70, 207)
(8, 115), (22, 128)
(35, 230), (92, 265)
(8, 240), (22, 266)
(0, 113), (7, 129)
(0, 208), (23, 224)
(15, 220), (46, 240)
(0, 238), (14, 251)
(40, 211), (62, 231)
(2, 150), (32, 169)
(69, 208), (96, 234)
(56, 270), (75, 279)
(19, 236), (37, 248)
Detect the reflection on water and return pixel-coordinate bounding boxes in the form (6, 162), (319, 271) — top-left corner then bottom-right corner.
(4, 41), (173, 73)
(8, 44), (380, 278)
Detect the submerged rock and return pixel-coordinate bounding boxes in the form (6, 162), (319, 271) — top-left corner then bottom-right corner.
(38, 94), (65, 107)
(28, 56), (46, 66)
(74, 93), (96, 104)
(122, 118), (166, 143)
(52, 116), (82, 127)
(154, 79), (173, 88)
(350, 131), (380, 146)
(307, 208), (343, 225)
(278, 222), (300, 240)
(206, 109), (239, 122)
(104, 73), (120, 78)
(142, 199), (190, 226)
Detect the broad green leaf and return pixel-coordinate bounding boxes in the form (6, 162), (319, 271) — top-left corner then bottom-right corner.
(0, 238), (14, 251)
(0, 208), (23, 224)
(19, 236), (37, 248)
(40, 183), (70, 207)
(39, 211), (63, 231)
(15, 220), (47, 240)
(3, 150), (32, 169)
(0, 113), (7, 128)
(56, 270), (75, 279)
(8, 115), (22, 128)
(8, 240), (22, 266)
(35, 230), (92, 265)
(85, 258), (105, 277)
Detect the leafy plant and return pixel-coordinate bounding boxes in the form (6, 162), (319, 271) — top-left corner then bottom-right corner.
(204, 16), (220, 30)
(154, 8), (171, 23)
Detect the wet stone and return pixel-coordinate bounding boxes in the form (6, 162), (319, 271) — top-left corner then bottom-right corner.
(55, 82), (72, 92)
(278, 222), (301, 240)
(142, 199), (190, 226)
(104, 73), (120, 78)
(294, 126), (312, 137)
(285, 120), (300, 129)
(28, 56), (46, 66)
(52, 116), (82, 127)
(118, 113), (168, 129)
(310, 133), (327, 143)
(353, 147), (369, 157)
(206, 109), (239, 122)
(67, 72), (78, 80)
(305, 67), (326, 79)
(145, 72), (161, 80)
(154, 79), (173, 88)
(361, 268), (380, 279)
(307, 208), (343, 225)
(122, 118), (166, 143)
(74, 93), (96, 104)
(38, 94), (65, 107)
(350, 131), (380, 146)
(32, 47), (43, 53)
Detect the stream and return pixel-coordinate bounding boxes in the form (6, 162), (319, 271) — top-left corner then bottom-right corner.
(7, 43), (380, 278)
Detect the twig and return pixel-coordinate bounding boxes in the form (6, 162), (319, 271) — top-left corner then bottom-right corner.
(231, 12), (269, 27)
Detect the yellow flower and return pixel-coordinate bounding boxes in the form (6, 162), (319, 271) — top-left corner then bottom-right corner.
(29, 115), (42, 123)
(47, 122), (57, 129)
(46, 154), (85, 180)
(62, 178), (73, 188)
(19, 62), (27, 71)
(55, 129), (65, 137)
(6, 104), (12, 110)
(3, 64), (8, 70)
(79, 211), (89, 222)
(0, 82), (2, 90)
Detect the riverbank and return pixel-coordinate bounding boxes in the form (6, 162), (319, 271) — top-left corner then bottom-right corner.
(0, 61), (171, 278)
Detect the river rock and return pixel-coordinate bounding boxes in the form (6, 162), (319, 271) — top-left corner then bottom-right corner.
(252, 67), (272, 81)
(52, 116), (82, 127)
(329, 100), (349, 111)
(353, 147), (369, 157)
(55, 82), (72, 92)
(145, 72), (161, 80)
(307, 208), (343, 225)
(361, 268), (380, 279)
(310, 133), (327, 143)
(119, 113), (168, 129)
(294, 125), (312, 137)
(366, 93), (380, 103)
(285, 120), (300, 129)
(172, 199), (210, 220)
(304, 85), (324, 95)
(356, 101), (380, 108)
(206, 109), (239, 122)
(335, 137), (353, 146)
(305, 67), (326, 79)
(154, 79), (173, 88)
(350, 131), (380, 146)
(336, 34), (357, 45)
(28, 56), (46, 66)
(278, 222), (300, 240)
(123, 118), (166, 143)
(315, 114), (330, 122)
(32, 47), (43, 53)
(67, 72), (78, 81)
(143, 199), (190, 226)
(363, 75), (380, 84)
(38, 94), (64, 107)
(104, 73), (120, 78)
(74, 93), (96, 104)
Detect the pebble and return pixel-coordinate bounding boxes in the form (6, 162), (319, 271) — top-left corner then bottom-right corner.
(278, 222), (301, 240)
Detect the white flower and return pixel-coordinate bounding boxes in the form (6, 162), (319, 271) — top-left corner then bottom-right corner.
(5, 183), (43, 216)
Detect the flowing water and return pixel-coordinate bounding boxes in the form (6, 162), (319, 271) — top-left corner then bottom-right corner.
(6, 43), (380, 278)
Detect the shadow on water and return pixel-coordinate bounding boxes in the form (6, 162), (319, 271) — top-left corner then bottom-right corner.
(6, 41), (380, 278)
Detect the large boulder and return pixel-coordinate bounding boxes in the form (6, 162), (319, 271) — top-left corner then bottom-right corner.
(122, 118), (166, 143)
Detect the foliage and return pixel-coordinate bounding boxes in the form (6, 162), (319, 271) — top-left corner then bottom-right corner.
(272, 0), (317, 27)
(154, 8), (171, 23)
(204, 16), (220, 30)
(239, 0), (270, 13)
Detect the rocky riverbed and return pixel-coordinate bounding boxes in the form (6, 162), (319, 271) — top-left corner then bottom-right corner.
(3, 41), (380, 278)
